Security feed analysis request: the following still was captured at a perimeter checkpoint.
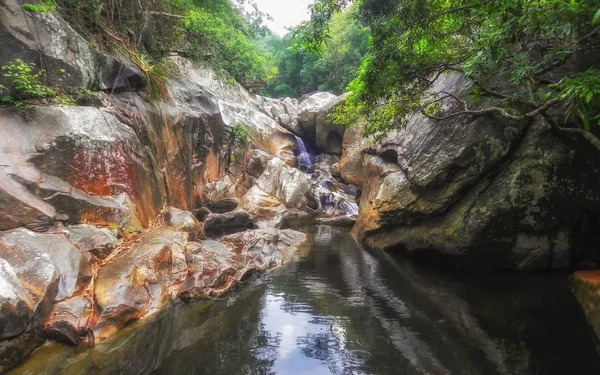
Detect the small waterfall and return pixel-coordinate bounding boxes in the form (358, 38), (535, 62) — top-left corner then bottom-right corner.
(292, 135), (315, 170)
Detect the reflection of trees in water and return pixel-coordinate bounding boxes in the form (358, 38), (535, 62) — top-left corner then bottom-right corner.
(14, 227), (599, 375)
(265, 226), (600, 375)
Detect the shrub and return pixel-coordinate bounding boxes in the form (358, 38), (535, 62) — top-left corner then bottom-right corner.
(232, 124), (251, 144)
(1, 59), (56, 101)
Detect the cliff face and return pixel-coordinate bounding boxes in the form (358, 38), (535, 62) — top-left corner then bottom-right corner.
(342, 74), (600, 270)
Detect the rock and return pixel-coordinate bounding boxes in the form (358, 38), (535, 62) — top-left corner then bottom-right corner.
(331, 163), (341, 178)
(352, 74), (600, 270)
(193, 207), (212, 222)
(93, 227), (189, 341)
(571, 271), (600, 343)
(206, 175), (237, 202)
(163, 207), (204, 241)
(0, 228), (92, 303)
(0, 106), (160, 231)
(315, 94), (348, 154)
(240, 185), (286, 223)
(49, 224), (121, 259)
(277, 210), (316, 229)
(0, 0), (143, 91)
(255, 158), (312, 209)
(298, 92), (338, 141)
(316, 216), (357, 227)
(0, 227), (90, 372)
(205, 198), (240, 213)
(203, 209), (253, 237)
(246, 150), (274, 179)
(340, 123), (367, 186)
(0, 259), (35, 340)
(44, 296), (91, 345)
(179, 228), (306, 300)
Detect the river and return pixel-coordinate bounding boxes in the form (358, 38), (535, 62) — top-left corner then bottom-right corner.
(10, 226), (600, 374)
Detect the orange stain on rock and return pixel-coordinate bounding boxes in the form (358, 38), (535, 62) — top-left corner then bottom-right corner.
(69, 141), (135, 198)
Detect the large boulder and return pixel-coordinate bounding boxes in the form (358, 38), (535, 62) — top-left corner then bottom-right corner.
(0, 259), (35, 340)
(339, 123), (367, 187)
(255, 158), (312, 209)
(297, 92), (338, 142)
(93, 226), (190, 341)
(0, 227), (92, 371)
(351, 74), (600, 270)
(315, 94), (348, 154)
(0, 106), (162, 231)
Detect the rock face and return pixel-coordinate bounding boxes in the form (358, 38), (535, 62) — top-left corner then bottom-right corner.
(571, 271), (600, 342)
(314, 94), (348, 155)
(0, 0), (143, 92)
(345, 74), (600, 270)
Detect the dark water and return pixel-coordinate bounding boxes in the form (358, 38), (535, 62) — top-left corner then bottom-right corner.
(10, 226), (600, 375)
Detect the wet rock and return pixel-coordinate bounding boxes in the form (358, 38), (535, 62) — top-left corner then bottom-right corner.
(255, 158), (312, 209)
(44, 296), (91, 345)
(49, 224), (121, 259)
(0, 259), (35, 340)
(205, 198), (240, 213)
(571, 271), (600, 342)
(298, 92), (338, 141)
(339, 123), (367, 186)
(315, 94), (348, 155)
(164, 207), (204, 241)
(352, 74), (600, 270)
(246, 150), (274, 178)
(93, 227), (189, 341)
(179, 228), (306, 300)
(203, 209), (253, 237)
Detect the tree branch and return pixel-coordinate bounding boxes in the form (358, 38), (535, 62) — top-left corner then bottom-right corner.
(420, 98), (560, 121)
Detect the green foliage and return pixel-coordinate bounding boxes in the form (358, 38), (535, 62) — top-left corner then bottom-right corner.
(1, 59), (56, 102)
(23, 0), (56, 12)
(301, 0), (600, 138)
(232, 124), (251, 144)
(73, 88), (96, 105)
(184, 5), (268, 85)
(263, 7), (370, 98)
(131, 54), (175, 100)
(552, 69), (600, 130)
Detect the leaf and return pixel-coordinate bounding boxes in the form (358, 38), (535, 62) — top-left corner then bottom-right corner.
(593, 8), (600, 25)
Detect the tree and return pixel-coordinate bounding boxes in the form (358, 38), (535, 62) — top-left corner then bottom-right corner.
(262, 6), (370, 98)
(297, 0), (600, 138)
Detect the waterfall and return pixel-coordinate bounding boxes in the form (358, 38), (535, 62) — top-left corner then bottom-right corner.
(292, 135), (315, 169)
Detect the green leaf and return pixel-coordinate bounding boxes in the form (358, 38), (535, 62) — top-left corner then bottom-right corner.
(593, 8), (600, 25)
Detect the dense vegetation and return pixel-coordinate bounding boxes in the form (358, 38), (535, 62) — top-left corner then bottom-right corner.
(298, 0), (600, 137)
(262, 8), (370, 97)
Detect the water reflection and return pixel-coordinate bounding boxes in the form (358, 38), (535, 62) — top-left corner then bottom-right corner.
(9, 226), (600, 375)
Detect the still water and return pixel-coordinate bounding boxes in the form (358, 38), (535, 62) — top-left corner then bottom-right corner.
(10, 226), (600, 374)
